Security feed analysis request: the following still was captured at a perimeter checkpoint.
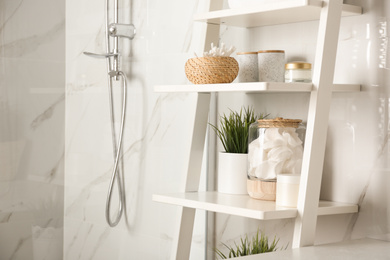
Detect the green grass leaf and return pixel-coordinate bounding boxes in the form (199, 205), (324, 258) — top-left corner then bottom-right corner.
(214, 229), (285, 259)
(209, 106), (269, 154)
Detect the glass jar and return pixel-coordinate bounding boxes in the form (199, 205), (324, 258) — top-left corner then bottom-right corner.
(247, 117), (305, 200)
(285, 62), (312, 83)
(257, 50), (285, 82)
(237, 52), (258, 82)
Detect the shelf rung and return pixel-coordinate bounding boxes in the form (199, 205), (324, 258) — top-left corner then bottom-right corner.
(194, 1), (362, 28)
(154, 82), (360, 93)
(155, 82), (311, 93)
(153, 192), (358, 220)
(153, 192), (297, 220)
(230, 239), (389, 260)
(318, 200), (358, 215)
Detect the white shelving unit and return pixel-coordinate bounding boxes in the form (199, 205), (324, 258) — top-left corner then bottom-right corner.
(153, 1), (362, 259)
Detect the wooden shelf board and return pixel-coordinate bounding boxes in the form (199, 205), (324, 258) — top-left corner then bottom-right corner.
(153, 192), (358, 220)
(154, 82), (360, 93)
(194, 1), (362, 28)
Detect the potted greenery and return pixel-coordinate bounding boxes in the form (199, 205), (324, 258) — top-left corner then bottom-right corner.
(215, 229), (285, 259)
(210, 107), (267, 194)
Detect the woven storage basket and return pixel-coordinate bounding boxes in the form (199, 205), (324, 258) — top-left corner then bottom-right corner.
(185, 57), (239, 84)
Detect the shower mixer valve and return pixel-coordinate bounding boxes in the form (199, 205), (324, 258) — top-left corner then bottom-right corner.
(109, 23), (136, 40)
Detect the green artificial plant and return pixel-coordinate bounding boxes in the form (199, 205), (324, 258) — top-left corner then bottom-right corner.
(215, 229), (285, 259)
(210, 106), (268, 153)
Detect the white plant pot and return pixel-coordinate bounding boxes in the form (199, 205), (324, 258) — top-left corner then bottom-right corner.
(217, 152), (248, 194)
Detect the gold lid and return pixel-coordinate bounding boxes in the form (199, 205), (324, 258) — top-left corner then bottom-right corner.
(258, 50), (285, 53)
(285, 62), (312, 70)
(257, 117), (302, 128)
(236, 51), (258, 55)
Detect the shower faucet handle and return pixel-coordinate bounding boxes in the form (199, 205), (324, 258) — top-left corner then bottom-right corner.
(108, 23), (136, 40)
(83, 51), (118, 59)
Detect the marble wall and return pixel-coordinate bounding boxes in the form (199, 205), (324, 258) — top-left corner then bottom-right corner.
(2, 0), (389, 259)
(0, 0), (65, 259)
(65, 0), (208, 259)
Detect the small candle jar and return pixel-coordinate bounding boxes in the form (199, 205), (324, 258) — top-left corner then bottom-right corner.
(258, 50), (285, 82)
(237, 52), (258, 82)
(285, 62), (312, 83)
(276, 174), (301, 207)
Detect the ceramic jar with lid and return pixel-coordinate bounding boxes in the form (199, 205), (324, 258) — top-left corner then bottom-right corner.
(257, 50), (285, 82)
(236, 52), (258, 82)
(247, 117), (305, 200)
(285, 62), (312, 83)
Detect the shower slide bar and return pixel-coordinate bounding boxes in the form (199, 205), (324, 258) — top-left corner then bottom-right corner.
(84, 0), (136, 227)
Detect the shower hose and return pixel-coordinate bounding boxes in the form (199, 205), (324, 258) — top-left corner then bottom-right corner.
(83, 0), (133, 227)
(105, 71), (127, 227)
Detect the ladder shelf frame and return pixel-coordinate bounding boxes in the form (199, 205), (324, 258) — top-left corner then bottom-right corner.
(154, 0), (362, 259)
(292, 0), (344, 248)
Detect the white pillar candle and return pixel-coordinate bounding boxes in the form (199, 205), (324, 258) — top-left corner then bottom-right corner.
(276, 174), (301, 207)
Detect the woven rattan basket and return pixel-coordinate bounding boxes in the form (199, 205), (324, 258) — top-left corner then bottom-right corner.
(185, 57), (239, 84)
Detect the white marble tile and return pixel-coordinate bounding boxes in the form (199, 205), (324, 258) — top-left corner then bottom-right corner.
(0, 0), (64, 61)
(32, 226), (63, 260)
(65, 0), (207, 259)
(0, 0), (65, 259)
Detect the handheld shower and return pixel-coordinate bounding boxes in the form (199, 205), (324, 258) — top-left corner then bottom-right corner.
(84, 0), (135, 227)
